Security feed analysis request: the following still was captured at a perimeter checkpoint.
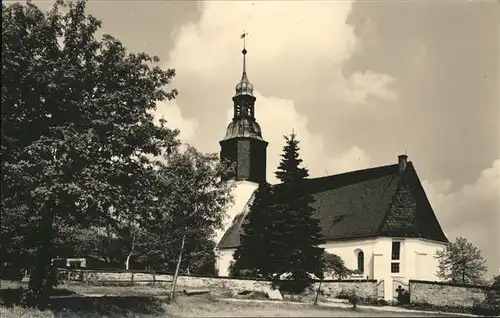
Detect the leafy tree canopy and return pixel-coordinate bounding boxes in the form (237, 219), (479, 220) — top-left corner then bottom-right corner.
(1, 0), (233, 307)
(435, 236), (487, 285)
(322, 252), (351, 280)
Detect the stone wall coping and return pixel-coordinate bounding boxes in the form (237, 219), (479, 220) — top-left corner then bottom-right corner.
(57, 268), (377, 284)
(409, 279), (491, 290)
(57, 267), (173, 275)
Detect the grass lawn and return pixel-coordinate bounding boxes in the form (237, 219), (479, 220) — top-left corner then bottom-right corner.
(0, 281), (463, 317)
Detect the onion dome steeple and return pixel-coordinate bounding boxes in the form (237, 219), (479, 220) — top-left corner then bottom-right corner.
(219, 32), (268, 184)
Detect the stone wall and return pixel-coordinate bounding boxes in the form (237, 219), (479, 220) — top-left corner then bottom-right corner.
(58, 269), (377, 299)
(409, 280), (488, 308)
(315, 280), (378, 299)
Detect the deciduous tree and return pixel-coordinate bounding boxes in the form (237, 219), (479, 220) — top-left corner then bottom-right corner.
(435, 236), (487, 285)
(142, 146), (232, 299)
(2, 0), (179, 307)
(322, 252), (351, 280)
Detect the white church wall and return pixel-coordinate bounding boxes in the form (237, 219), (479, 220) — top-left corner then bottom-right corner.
(216, 236), (445, 301)
(217, 237), (445, 281)
(216, 248), (236, 277)
(214, 180), (258, 246)
(402, 238), (445, 281)
(323, 238), (378, 279)
(324, 237), (444, 301)
(318, 237), (445, 287)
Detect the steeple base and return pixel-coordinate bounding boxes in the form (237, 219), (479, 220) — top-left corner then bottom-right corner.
(220, 137), (268, 184)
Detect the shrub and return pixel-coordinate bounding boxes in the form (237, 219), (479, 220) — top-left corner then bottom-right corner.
(472, 277), (500, 316)
(360, 297), (388, 306)
(347, 289), (360, 309)
(337, 290), (349, 299)
(472, 302), (500, 317)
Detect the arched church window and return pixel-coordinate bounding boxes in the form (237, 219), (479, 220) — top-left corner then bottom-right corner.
(235, 104), (241, 117)
(357, 250), (364, 273)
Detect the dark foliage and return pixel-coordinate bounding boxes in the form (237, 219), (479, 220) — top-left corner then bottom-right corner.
(2, 0), (232, 308)
(230, 182), (274, 278)
(472, 276), (500, 316)
(322, 252), (351, 279)
(268, 133), (325, 293)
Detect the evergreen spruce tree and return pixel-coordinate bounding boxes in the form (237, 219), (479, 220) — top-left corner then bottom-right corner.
(268, 132), (325, 293)
(230, 182), (274, 278)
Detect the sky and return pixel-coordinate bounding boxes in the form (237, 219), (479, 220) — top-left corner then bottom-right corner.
(28, 0), (499, 277)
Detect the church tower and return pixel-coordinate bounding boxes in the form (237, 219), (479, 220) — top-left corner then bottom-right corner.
(220, 43), (268, 184)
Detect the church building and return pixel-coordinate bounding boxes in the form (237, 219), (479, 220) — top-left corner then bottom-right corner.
(215, 45), (449, 301)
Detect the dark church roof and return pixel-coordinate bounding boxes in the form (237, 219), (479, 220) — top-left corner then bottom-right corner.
(218, 160), (449, 249)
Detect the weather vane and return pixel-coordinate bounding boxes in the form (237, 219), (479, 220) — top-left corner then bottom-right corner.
(240, 31), (249, 50)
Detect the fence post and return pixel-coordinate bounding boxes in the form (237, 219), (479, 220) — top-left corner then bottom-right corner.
(153, 270), (156, 286)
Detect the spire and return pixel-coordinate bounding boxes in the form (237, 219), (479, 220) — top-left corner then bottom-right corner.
(242, 47), (247, 74)
(241, 31), (248, 74)
(235, 31), (254, 98)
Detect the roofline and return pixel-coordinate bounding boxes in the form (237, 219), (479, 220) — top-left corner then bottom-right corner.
(409, 163), (450, 243)
(217, 234), (448, 250)
(216, 235), (449, 251)
(400, 236), (448, 245)
(306, 163), (398, 183)
(373, 162), (449, 243)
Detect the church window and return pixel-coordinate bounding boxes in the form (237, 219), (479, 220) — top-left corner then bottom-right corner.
(391, 262), (400, 273)
(357, 251), (364, 273)
(392, 241), (401, 260)
(391, 241), (402, 274)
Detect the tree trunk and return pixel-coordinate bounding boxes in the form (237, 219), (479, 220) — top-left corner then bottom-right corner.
(314, 279), (323, 305)
(125, 230), (136, 270)
(170, 230), (187, 301)
(25, 201), (56, 309)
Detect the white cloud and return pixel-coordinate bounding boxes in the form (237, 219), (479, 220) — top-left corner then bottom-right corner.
(162, 0), (396, 182)
(423, 159), (500, 277)
(225, 93), (372, 184)
(343, 71), (398, 105)
(154, 100), (198, 143)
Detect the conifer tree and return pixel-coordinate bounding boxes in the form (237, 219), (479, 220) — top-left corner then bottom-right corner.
(268, 132), (325, 293)
(230, 182), (274, 278)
